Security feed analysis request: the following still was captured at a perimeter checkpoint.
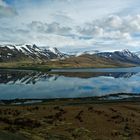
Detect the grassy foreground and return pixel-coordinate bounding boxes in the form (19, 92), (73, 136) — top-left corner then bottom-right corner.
(0, 99), (139, 140)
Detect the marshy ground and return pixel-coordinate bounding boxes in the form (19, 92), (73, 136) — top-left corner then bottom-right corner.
(0, 99), (139, 140)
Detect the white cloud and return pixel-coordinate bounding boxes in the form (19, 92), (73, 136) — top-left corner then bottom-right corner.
(0, 0), (140, 52)
(28, 21), (72, 36)
(105, 15), (122, 28)
(77, 14), (140, 41)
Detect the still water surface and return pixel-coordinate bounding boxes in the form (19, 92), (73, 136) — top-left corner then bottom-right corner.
(0, 67), (140, 100)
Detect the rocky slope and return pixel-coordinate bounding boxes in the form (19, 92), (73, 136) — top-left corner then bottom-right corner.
(96, 49), (140, 65)
(0, 44), (140, 68)
(0, 44), (66, 62)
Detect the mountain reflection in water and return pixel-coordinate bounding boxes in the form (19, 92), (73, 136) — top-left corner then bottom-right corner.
(0, 70), (138, 85)
(0, 68), (139, 100)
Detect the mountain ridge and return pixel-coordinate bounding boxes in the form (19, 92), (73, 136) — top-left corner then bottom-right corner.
(0, 44), (66, 62)
(96, 49), (140, 65)
(0, 44), (140, 69)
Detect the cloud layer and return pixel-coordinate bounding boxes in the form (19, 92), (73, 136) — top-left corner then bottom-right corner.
(0, 0), (140, 52)
(0, 0), (16, 17)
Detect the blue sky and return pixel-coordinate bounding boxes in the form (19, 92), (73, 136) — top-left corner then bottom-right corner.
(0, 0), (140, 52)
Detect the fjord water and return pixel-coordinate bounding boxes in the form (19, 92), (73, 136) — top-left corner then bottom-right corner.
(0, 67), (140, 100)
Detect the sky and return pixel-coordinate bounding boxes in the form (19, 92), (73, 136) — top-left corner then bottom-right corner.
(0, 0), (140, 52)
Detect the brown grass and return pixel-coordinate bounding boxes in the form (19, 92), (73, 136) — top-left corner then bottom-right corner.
(0, 100), (139, 140)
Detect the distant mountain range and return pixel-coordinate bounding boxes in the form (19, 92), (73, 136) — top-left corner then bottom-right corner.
(97, 49), (140, 65)
(0, 44), (140, 68)
(0, 44), (66, 62)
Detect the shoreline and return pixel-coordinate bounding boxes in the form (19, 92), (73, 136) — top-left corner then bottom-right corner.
(0, 93), (140, 105)
(0, 64), (138, 72)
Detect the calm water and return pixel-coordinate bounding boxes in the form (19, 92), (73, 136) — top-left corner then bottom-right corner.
(0, 67), (140, 100)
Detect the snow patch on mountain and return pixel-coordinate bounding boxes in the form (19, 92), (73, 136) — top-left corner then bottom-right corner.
(135, 51), (140, 58)
(97, 49), (140, 64)
(0, 44), (67, 61)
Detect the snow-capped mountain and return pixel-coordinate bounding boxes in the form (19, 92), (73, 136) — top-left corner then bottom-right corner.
(0, 44), (66, 61)
(135, 51), (140, 58)
(0, 44), (140, 66)
(44, 47), (67, 58)
(96, 49), (140, 64)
